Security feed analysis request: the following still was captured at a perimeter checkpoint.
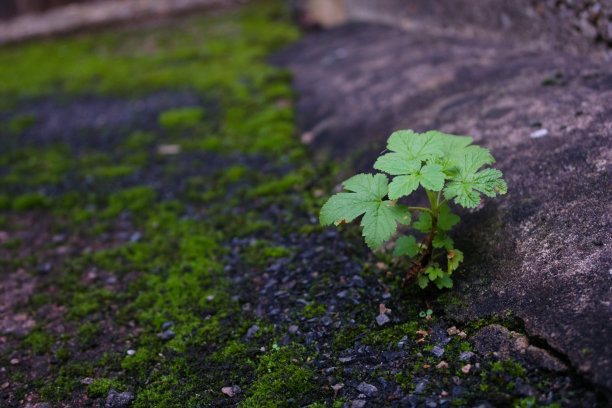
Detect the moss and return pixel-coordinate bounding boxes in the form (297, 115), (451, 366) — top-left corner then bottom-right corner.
(1, 145), (71, 186)
(247, 172), (303, 198)
(88, 163), (137, 179)
(23, 329), (54, 354)
(302, 302), (326, 319)
(40, 362), (94, 401)
(102, 186), (157, 219)
(12, 193), (51, 210)
(4, 113), (36, 133)
(78, 321), (101, 346)
(67, 289), (114, 320)
(0, 195), (10, 210)
(158, 107), (205, 131)
(87, 378), (125, 398)
(121, 131), (157, 150)
(241, 344), (317, 407)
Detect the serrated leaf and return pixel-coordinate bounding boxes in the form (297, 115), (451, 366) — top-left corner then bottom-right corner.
(418, 164), (445, 191)
(413, 212), (432, 233)
(434, 272), (453, 289)
(361, 201), (409, 249)
(433, 230), (454, 249)
(417, 274), (429, 289)
(394, 235), (420, 257)
(447, 248), (464, 273)
(412, 212), (431, 233)
(387, 174), (420, 199)
(437, 205), (460, 231)
(444, 167), (506, 208)
(373, 152), (420, 176)
(386, 130), (444, 161)
(426, 266), (444, 281)
(343, 173), (388, 197)
(320, 173), (412, 250)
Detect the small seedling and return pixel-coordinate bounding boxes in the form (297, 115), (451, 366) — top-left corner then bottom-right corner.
(320, 130), (506, 289)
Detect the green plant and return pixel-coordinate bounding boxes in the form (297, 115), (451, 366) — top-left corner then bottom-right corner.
(320, 130), (506, 289)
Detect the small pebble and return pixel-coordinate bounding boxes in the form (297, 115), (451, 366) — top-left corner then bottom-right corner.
(376, 314), (390, 326)
(221, 386), (235, 397)
(288, 325), (299, 334)
(10, 359), (19, 365)
(431, 345), (445, 358)
(160, 330), (175, 341)
(459, 351), (475, 361)
(357, 382), (378, 397)
(126, 349), (136, 356)
(161, 321), (174, 330)
(351, 400), (366, 408)
(461, 364), (472, 374)
(436, 361), (449, 369)
(530, 128), (549, 138)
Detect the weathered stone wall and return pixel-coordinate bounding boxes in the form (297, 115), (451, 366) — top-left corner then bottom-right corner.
(297, 0), (612, 57)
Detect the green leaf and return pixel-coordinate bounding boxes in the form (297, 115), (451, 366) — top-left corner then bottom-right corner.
(361, 201), (410, 249)
(433, 230), (454, 249)
(385, 130), (444, 162)
(417, 274), (429, 289)
(444, 167), (506, 208)
(413, 212), (432, 233)
(319, 173), (410, 250)
(384, 163), (445, 200)
(394, 235), (420, 257)
(434, 272), (453, 289)
(372, 152), (420, 176)
(447, 248), (464, 273)
(374, 130), (446, 199)
(418, 164), (445, 191)
(426, 266), (444, 281)
(437, 205), (460, 231)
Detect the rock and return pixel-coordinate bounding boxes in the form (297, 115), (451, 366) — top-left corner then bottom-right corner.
(36, 262), (52, 274)
(288, 325), (299, 334)
(105, 389), (135, 408)
(161, 321), (174, 330)
(160, 330), (175, 341)
(471, 324), (567, 373)
(221, 386), (241, 397)
(9, 358), (19, 365)
(459, 351), (475, 361)
(447, 326), (460, 336)
(414, 381), (427, 394)
(275, 15), (612, 391)
(431, 345), (445, 358)
(436, 361), (449, 369)
(461, 364), (472, 374)
(376, 314), (390, 326)
(351, 400), (366, 408)
(350, 275), (365, 287)
(244, 324), (259, 339)
(530, 128), (549, 138)
(356, 382), (378, 397)
(321, 316), (333, 326)
(126, 349), (136, 356)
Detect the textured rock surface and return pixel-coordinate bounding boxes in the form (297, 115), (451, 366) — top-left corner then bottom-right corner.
(471, 324), (567, 373)
(274, 20), (611, 391)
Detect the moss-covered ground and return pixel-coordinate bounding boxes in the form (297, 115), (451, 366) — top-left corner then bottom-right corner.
(0, 1), (604, 407)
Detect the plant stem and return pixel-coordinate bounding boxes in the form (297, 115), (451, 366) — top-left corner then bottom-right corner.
(405, 206), (433, 214)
